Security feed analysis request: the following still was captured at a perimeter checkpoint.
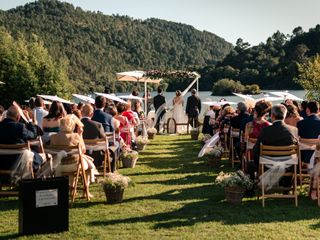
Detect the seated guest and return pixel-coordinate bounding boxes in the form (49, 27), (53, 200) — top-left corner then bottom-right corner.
(134, 101), (145, 120)
(299, 101), (308, 119)
(297, 101), (320, 164)
(42, 101), (66, 143)
(130, 89), (140, 113)
(122, 100), (138, 140)
(251, 104), (298, 185)
(202, 105), (216, 136)
(77, 102), (84, 112)
(229, 102), (250, 158)
(115, 103), (131, 146)
(218, 105), (235, 148)
(108, 105), (120, 135)
(0, 105), (44, 174)
(245, 100), (272, 139)
(123, 100), (138, 126)
(285, 104), (302, 127)
(33, 96), (48, 130)
(81, 104), (105, 140)
(50, 115), (96, 196)
(92, 96), (114, 133)
(230, 102), (250, 129)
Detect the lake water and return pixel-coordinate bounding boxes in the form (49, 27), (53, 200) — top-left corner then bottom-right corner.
(119, 90), (306, 115)
(154, 90), (306, 104)
(127, 90), (306, 105)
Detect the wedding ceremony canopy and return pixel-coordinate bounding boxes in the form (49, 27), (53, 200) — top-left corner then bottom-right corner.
(116, 70), (162, 113)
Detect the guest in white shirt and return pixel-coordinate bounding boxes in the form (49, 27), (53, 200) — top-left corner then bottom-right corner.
(33, 96), (48, 129)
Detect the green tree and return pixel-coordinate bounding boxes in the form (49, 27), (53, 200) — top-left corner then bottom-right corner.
(296, 54), (320, 101)
(0, 29), (74, 107)
(211, 79), (245, 96)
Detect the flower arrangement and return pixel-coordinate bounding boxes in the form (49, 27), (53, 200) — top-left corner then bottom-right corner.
(120, 150), (139, 161)
(147, 127), (157, 134)
(202, 134), (212, 142)
(215, 170), (253, 190)
(144, 70), (199, 80)
(205, 146), (224, 158)
(101, 173), (134, 190)
(136, 136), (150, 145)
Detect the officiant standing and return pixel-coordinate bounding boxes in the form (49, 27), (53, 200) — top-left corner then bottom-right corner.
(186, 88), (201, 128)
(153, 87), (166, 132)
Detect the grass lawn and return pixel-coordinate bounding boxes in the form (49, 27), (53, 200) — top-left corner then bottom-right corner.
(1, 134), (320, 239)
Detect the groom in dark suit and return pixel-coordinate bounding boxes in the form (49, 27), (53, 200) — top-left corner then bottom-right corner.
(186, 88), (201, 128)
(153, 87), (166, 132)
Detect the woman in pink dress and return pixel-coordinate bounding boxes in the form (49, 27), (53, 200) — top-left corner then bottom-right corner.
(115, 103), (131, 147)
(246, 100), (272, 139)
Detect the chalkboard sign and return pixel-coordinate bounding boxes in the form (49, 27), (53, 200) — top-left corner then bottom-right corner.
(19, 177), (69, 235)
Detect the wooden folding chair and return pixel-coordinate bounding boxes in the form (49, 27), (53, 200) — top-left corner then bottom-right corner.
(229, 127), (240, 168)
(243, 137), (257, 172)
(222, 124), (230, 157)
(84, 137), (111, 177)
(45, 144), (90, 205)
(298, 138), (320, 189)
(0, 142), (33, 196)
(259, 144), (298, 207)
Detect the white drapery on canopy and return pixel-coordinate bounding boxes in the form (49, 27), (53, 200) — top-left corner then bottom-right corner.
(116, 70), (162, 114)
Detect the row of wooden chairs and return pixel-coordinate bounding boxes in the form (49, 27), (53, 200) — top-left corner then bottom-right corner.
(0, 137), (113, 205)
(222, 125), (320, 207)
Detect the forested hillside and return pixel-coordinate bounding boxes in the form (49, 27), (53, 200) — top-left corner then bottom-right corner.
(0, 0), (232, 93)
(197, 26), (320, 91)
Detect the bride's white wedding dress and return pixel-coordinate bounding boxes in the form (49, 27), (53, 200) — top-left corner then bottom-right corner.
(168, 97), (189, 134)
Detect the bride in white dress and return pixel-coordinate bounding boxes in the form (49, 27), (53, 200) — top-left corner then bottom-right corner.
(168, 90), (189, 134)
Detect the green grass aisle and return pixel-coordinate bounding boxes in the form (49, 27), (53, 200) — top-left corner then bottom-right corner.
(1, 135), (320, 239)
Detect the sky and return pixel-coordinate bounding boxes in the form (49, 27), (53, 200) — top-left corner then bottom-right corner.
(1, 0), (320, 46)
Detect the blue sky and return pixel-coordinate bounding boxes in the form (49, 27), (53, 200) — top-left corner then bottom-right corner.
(2, 0), (320, 46)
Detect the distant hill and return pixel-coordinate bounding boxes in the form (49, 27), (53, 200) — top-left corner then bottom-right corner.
(197, 26), (320, 90)
(0, 0), (233, 93)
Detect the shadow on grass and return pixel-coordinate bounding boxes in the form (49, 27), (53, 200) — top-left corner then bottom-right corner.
(0, 197), (18, 211)
(90, 184), (320, 229)
(0, 233), (20, 240)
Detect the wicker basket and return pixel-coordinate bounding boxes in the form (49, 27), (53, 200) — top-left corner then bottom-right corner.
(225, 186), (245, 204)
(147, 132), (155, 139)
(136, 143), (146, 151)
(122, 156), (138, 168)
(104, 188), (124, 204)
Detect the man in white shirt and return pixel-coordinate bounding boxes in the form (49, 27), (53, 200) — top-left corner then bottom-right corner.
(33, 96), (48, 129)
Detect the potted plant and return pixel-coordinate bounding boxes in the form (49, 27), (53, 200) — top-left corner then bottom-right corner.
(215, 170), (253, 204)
(204, 146), (224, 167)
(147, 127), (157, 139)
(101, 173), (134, 203)
(190, 128), (199, 140)
(135, 136), (149, 151)
(120, 150), (139, 168)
